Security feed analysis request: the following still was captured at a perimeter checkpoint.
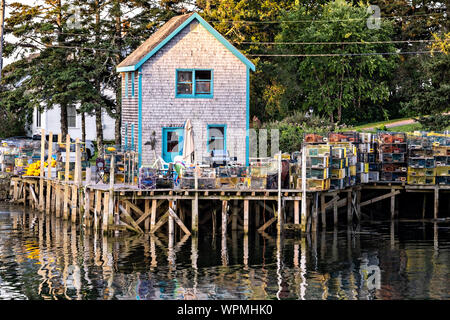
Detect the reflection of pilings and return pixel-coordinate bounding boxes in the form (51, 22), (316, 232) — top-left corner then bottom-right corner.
(243, 234), (249, 269)
(300, 237), (307, 299)
(221, 231), (228, 267)
(102, 235), (114, 299)
(71, 223), (81, 299)
(390, 221), (395, 250)
(150, 235), (157, 268)
(332, 228), (338, 262)
(320, 231), (326, 260)
(276, 234), (284, 300)
(433, 222), (438, 255)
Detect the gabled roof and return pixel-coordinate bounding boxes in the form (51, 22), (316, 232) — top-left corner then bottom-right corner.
(116, 12), (255, 72)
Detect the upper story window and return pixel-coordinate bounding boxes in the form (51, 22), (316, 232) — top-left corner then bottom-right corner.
(68, 106), (77, 128)
(36, 109), (42, 128)
(176, 69), (213, 98)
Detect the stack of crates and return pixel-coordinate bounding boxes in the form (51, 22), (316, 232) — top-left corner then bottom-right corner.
(358, 133), (376, 183)
(430, 133), (450, 185)
(217, 166), (246, 189)
(378, 132), (408, 183)
(290, 144), (331, 191)
(407, 133), (436, 185)
(247, 162), (270, 190)
(56, 142), (89, 181)
(104, 145), (127, 184)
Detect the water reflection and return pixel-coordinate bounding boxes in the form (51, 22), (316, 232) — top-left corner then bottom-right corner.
(0, 204), (449, 300)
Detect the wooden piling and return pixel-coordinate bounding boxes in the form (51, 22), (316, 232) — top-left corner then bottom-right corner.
(45, 131), (53, 214)
(422, 194), (427, 219)
(243, 199), (249, 234)
(144, 200), (150, 233)
(151, 199), (157, 231)
(168, 201), (175, 235)
(63, 134), (71, 220)
(333, 197), (338, 226)
(434, 186), (439, 219)
(192, 193), (199, 235)
(294, 199), (300, 225)
(390, 190), (396, 219)
(222, 200), (227, 237)
(347, 191), (352, 225)
(38, 129), (45, 212)
(320, 193), (326, 229)
(71, 185), (78, 223)
(231, 200), (238, 231)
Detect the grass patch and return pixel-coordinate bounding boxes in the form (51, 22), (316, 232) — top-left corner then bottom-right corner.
(389, 123), (423, 132)
(350, 117), (412, 131)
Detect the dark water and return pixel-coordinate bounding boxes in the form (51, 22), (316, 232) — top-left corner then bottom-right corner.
(0, 204), (449, 300)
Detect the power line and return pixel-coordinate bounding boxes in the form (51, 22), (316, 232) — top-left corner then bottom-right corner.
(248, 51), (436, 57)
(204, 12), (447, 24)
(238, 40), (437, 45)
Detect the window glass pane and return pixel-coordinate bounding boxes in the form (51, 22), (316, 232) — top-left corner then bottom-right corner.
(195, 70), (211, 80)
(178, 71), (193, 82)
(68, 106), (76, 128)
(167, 131), (179, 153)
(209, 126), (225, 150)
(209, 138), (224, 151)
(177, 83), (193, 95)
(196, 81), (211, 94)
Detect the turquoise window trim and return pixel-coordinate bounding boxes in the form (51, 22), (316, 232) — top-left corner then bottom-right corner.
(131, 72), (135, 97)
(116, 13), (255, 73)
(207, 124), (227, 153)
(125, 72), (129, 98)
(176, 69), (214, 99)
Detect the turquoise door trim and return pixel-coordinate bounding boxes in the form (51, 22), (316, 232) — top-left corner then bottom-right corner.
(162, 127), (184, 163)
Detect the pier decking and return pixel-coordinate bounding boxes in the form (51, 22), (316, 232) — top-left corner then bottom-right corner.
(9, 176), (450, 240)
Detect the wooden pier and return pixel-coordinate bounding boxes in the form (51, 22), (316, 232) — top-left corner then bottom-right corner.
(9, 175), (450, 240)
(7, 130), (450, 239)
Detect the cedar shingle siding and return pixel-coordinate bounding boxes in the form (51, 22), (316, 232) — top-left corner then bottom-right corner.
(122, 19), (248, 165)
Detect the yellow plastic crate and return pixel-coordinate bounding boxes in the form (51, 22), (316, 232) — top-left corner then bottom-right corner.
(306, 145), (331, 157)
(435, 166), (450, 176)
(331, 169), (346, 179)
(295, 178), (330, 191)
(407, 167), (436, 176)
(349, 165), (357, 176)
(407, 175), (435, 185)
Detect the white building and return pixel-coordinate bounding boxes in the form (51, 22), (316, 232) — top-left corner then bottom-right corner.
(30, 106), (116, 141)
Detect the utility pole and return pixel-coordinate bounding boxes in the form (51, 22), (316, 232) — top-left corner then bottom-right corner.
(0, 0), (5, 83)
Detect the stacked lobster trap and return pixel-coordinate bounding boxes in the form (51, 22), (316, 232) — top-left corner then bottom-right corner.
(406, 133), (436, 185)
(99, 145), (139, 185)
(377, 132), (408, 183)
(290, 137), (331, 191)
(430, 133), (450, 185)
(328, 132), (360, 189)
